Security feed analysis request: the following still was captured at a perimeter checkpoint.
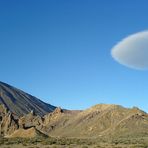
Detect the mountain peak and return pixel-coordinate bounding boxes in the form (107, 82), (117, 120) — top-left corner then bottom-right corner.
(0, 81), (56, 116)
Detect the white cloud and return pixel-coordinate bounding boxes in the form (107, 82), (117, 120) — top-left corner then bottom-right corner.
(111, 31), (148, 70)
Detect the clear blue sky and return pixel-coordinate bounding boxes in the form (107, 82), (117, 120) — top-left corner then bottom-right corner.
(0, 0), (148, 111)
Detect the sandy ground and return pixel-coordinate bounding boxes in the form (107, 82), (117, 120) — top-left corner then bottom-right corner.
(0, 143), (143, 148)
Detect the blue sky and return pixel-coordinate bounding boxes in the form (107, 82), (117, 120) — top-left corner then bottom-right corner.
(0, 0), (148, 111)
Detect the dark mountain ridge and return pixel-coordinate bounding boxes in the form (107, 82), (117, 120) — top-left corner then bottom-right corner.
(0, 81), (56, 116)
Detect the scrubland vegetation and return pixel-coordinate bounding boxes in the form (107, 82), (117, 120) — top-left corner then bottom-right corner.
(1, 136), (148, 148)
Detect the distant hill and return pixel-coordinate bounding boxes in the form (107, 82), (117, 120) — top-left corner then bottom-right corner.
(0, 81), (56, 116)
(43, 104), (148, 138)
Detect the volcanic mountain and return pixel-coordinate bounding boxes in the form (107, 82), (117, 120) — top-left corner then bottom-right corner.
(0, 81), (56, 116)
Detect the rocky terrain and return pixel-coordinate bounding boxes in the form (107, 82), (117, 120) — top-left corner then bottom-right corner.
(2, 103), (147, 139)
(0, 81), (148, 147)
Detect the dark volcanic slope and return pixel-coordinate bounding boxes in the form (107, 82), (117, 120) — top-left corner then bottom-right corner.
(0, 81), (56, 116)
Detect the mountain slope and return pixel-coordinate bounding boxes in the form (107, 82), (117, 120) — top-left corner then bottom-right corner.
(0, 81), (56, 116)
(43, 104), (148, 138)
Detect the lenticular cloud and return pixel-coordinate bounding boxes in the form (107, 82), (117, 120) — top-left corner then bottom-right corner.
(111, 31), (148, 70)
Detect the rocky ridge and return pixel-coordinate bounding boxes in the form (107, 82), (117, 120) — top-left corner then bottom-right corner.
(1, 103), (148, 139)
